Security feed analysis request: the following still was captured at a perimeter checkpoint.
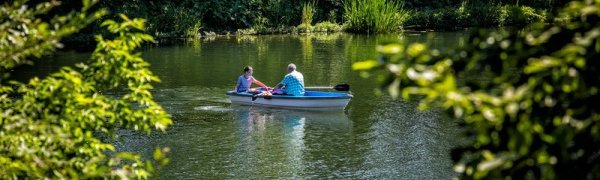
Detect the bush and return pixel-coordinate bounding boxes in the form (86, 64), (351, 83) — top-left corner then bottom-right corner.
(0, 1), (172, 178)
(505, 6), (547, 26)
(296, 23), (314, 33)
(314, 21), (343, 32)
(136, 2), (202, 37)
(404, 4), (547, 30)
(236, 28), (258, 35)
(468, 4), (504, 27)
(404, 7), (468, 30)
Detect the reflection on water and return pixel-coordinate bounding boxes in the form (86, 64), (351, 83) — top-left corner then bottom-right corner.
(224, 105), (351, 178)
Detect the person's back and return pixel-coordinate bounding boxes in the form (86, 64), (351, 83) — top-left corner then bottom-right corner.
(278, 63), (305, 96)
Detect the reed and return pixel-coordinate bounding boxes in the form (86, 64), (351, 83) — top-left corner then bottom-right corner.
(301, 1), (316, 27)
(343, 0), (408, 33)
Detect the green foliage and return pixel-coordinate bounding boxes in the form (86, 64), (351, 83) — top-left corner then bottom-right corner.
(100, 0), (307, 36)
(236, 26), (298, 35)
(97, 1), (204, 37)
(145, 2), (202, 38)
(236, 28), (259, 35)
(344, 0), (409, 33)
(470, 4), (547, 27)
(354, 0), (600, 179)
(0, 1), (172, 179)
(185, 20), (203, 39)
(251, 16), (270, 33)
(63, 0), (553, 36)
(297, 23), (315, 33)
(503, 5), (548, 26)
(405, 6), (466, 30)
(302, 1), (316, 28)
(405, 0), (565, 9)
(0, 0), (105, 71)
(328, 10), (338, 23)
(314, 22), (344, 32)
(405, 3), (547, 30)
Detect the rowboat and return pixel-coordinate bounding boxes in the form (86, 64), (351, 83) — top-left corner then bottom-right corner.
(226, 91), (353, 110)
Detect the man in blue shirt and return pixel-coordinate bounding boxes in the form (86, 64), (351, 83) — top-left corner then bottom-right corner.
(275, 63), (305, 96)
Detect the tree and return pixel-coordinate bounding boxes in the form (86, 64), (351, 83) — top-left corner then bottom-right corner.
(353, 0), (599, 179)
(0, 0), (172, 178)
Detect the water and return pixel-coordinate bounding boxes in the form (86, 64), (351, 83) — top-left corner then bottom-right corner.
(19, 32), (469, 179)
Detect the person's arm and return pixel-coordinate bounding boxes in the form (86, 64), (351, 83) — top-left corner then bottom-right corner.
(253, 79), (268, 89)
(275, 75), (289, 89)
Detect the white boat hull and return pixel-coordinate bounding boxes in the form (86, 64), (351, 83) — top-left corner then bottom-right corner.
(226, 91), (352, 110)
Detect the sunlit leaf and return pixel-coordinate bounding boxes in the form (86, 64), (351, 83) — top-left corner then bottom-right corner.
(376, 43), (403, 54)
(352, 60), (379, 70)
(0, 2), (171, 179)
(407, 43), (426, 57)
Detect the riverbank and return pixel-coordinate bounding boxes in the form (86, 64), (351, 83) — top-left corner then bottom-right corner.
(61, 1), (554, 43)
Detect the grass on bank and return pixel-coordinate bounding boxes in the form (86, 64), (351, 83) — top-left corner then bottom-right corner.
(343, 0), (409, 33)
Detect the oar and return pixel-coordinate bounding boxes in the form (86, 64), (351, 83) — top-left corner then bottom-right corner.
(305, 84), (350, 91)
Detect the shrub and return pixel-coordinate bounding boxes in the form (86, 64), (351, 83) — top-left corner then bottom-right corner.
(505, 6), (547, 26)
(0, 1), (172, 178)
(404, 4), (547, 30)
(236, 28), (258, 35)
(314, 21), (343, 32)
(297, 23), (315, 33)
(328, 10), (338, 23)
(469, 4), (503, 27)
(405, 7), (467, 30)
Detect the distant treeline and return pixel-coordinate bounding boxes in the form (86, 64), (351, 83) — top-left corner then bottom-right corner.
(405, 0), (566, 9)
(36, 0), (569, 38)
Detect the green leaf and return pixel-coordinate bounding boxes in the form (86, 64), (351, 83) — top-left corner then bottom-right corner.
(376, 43), (403, 54)
(352, 60), (379, 70)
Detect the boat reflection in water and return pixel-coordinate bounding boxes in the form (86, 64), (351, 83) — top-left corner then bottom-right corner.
(228, 105), (351, 178)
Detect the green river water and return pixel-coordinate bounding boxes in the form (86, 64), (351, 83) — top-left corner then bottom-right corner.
(21, 32), (470, 179)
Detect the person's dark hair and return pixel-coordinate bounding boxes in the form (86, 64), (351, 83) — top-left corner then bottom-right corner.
(243, 66), (253, 73)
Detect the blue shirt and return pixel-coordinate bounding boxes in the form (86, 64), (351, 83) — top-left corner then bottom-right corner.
(280, 70), (304, 96)
(236, 75), (255, 92)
